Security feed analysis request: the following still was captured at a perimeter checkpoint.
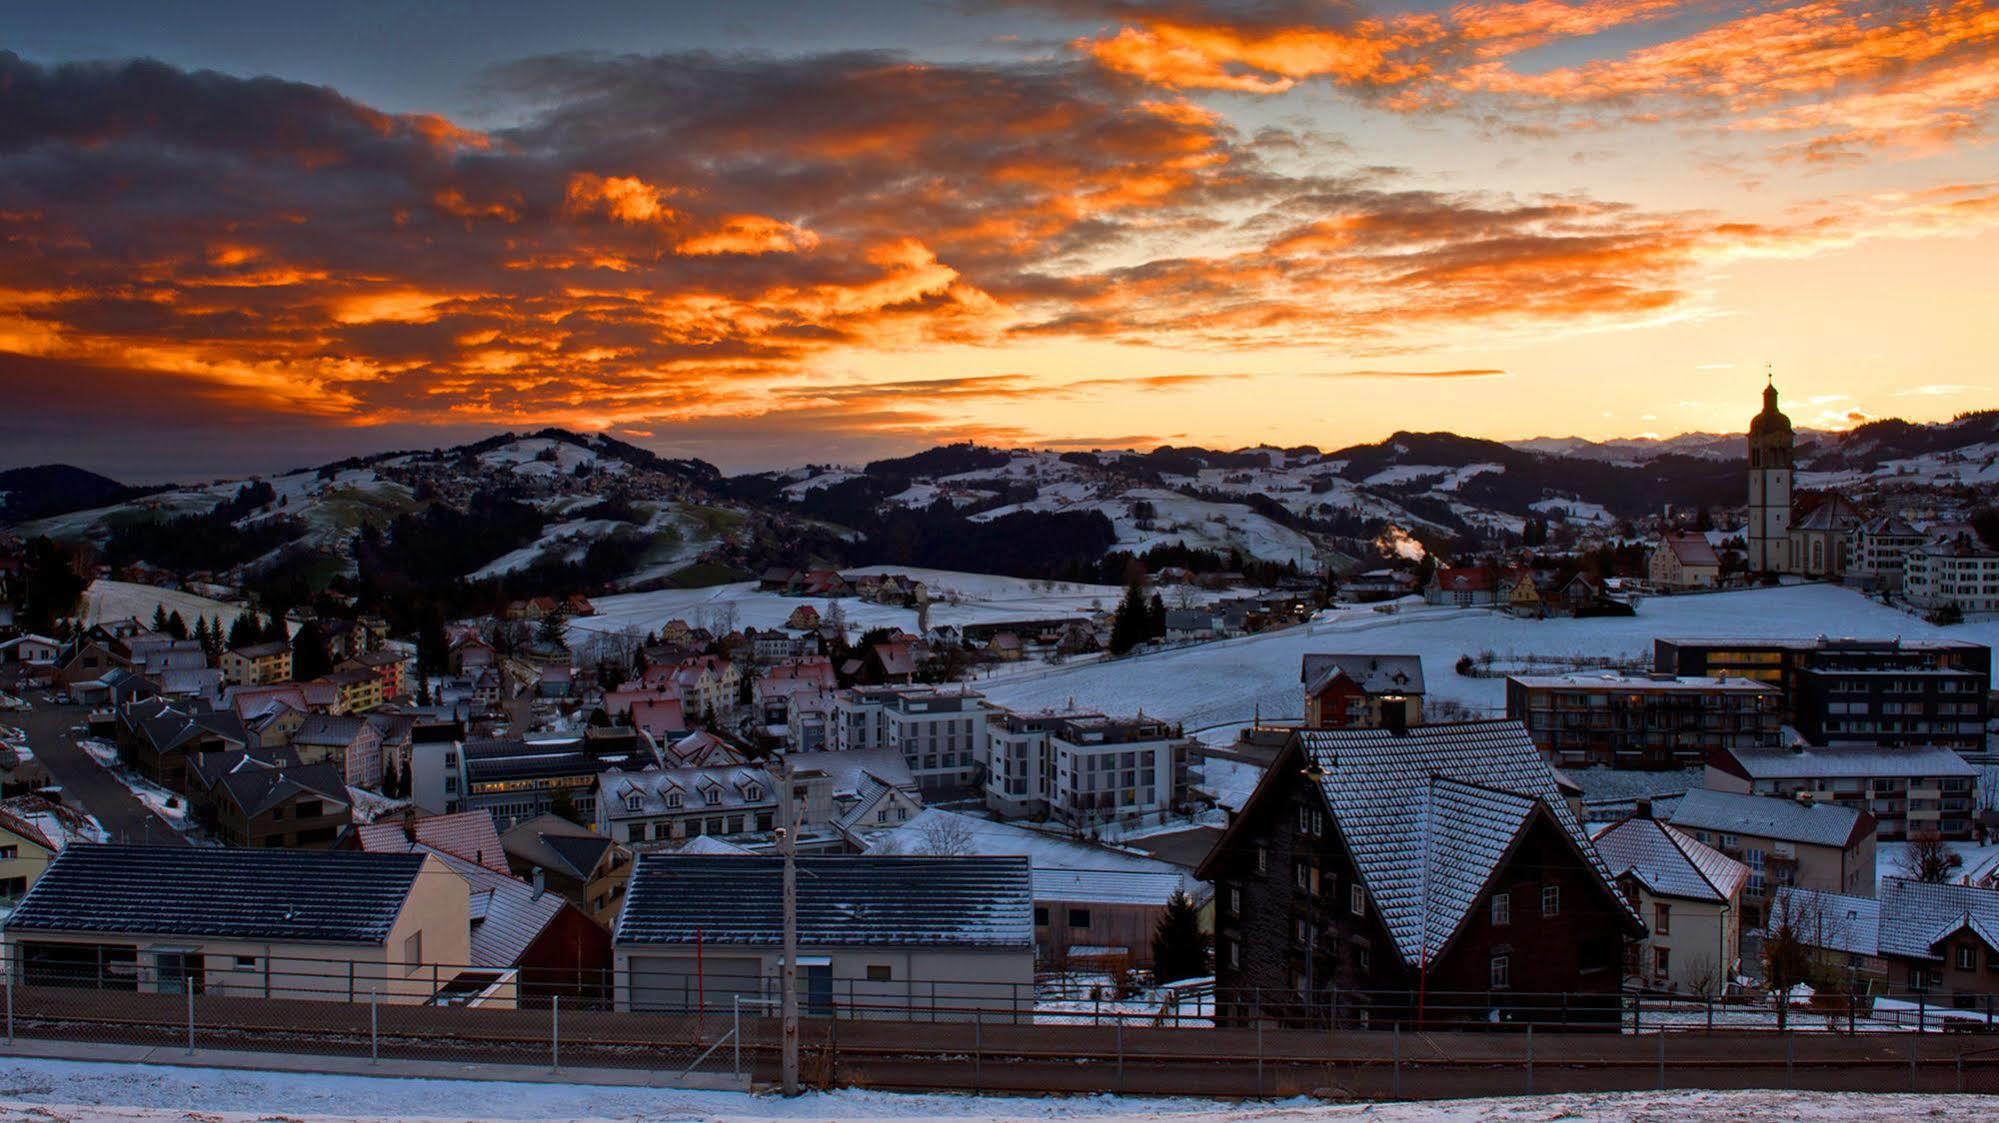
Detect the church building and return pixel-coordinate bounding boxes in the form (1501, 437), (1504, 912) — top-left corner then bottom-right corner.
(1746, 378), (1794, 573)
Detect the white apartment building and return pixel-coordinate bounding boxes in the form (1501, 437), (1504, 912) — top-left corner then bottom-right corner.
(831, 685), (989, 797)
(1849, 516), (1926, 590)
(985, 710), (1189, 828)
(1905, 531), (1999, 615)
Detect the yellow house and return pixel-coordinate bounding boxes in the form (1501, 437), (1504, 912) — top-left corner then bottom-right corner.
(0, 806), (60, 903)
(4, 845), (471, 1004)
(221, 641), (294, 687)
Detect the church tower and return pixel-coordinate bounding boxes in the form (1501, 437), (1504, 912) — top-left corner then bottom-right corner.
(1747, 374), (1794, 573)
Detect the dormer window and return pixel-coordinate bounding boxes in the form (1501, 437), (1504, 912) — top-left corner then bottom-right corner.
(704, 787), (721, 806)
(666, 792), (682, 809)
(743, 784), (763, 801)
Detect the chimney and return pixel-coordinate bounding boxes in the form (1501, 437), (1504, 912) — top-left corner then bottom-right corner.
(531, 866), (545, 900)
(1634, 798), (1653, 820)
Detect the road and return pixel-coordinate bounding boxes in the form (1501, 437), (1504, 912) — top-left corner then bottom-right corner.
(9, 700), (187, 846)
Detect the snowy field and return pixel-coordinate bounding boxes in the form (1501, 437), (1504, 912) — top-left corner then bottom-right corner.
(571, 567), (1132, 641)
(81, 579), (259, 635)
(0, 1057), (1985, 1121)
(984, 584), (1999, 732)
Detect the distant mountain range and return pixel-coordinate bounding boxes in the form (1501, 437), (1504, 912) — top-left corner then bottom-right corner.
(5, 410), (1994, 589)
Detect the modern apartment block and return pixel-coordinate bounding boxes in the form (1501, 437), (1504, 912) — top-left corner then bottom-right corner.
(830, 685), (990, 798)
(984, 710), (1190, 828)
(1653, 636), (1990, 752)
(1706, 741), (1979, 841)
(1504, 672), (1783, 769)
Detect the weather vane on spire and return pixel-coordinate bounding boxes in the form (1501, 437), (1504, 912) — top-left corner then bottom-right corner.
(1765, 361), (1773, 385)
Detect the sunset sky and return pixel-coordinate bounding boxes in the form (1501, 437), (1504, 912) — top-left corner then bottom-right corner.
(3, 0), (1996, 480)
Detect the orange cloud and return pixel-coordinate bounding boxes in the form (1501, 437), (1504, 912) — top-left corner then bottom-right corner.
(564, 173), (679, 225)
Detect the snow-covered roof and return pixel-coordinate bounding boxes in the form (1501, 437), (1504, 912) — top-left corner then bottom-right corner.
(615, 854), (1033, 949)
(1280, 720), (1639, 970)
(1715, 743), (1978, 781)
(1300, 653), (1425, 697)
(1777, 879), (1999, 962)
(1591, 815), (1749, 904)
(1669, 788), (1870, 850)
(1030, 868), (1194, 907)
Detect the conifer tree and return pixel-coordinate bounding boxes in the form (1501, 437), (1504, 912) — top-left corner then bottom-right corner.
(1150, 891), (1209, 984)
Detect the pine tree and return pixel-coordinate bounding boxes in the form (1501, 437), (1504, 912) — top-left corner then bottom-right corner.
(193, 616), (211, 656)
(1108, 582), (1147, 655)
(228, 613), (259, 649)
(381, 756), (400, 797)
(152, 605), (170, 633)
(164, 610), (188, 640)
(1147, 593), (1167, 640)
(1150, 891), (1209, 984)
(291, 621), (334, 680)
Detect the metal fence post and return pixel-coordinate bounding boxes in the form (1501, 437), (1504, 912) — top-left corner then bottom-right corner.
(1526, 1023), (1534, 1094)
(1788, 1030), (1796, 1088)
(1116, 1018), (1124, 1093)
(974, 1009), (983, 1093)
(1657, 1029), (1665, 1091)
(1392, 1022), (1402, 1098)
(5, 949), (12, 1046)
(551, 994), (560, 1071)
(370, 989), (378, 1063)
(733, 996), (742, 1080)
(185, 985), (195, 1054)
(1909, 1035), (1918, 1091)
(1255, 1019), (1264, 1097)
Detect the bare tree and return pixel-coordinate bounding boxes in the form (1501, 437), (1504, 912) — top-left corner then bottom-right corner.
(1900, 827), (1963, 884)
(915, 814), (976, 856)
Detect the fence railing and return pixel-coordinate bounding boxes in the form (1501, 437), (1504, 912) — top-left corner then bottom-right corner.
(11, 944), (1999, 1035)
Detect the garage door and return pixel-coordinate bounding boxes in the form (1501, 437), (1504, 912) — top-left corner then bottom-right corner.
(627, 955), (763, 1012)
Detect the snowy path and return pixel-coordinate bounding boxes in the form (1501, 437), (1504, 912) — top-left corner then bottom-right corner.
(0, 1057), (1984, 1121)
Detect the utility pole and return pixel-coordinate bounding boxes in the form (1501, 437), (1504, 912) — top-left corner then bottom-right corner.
(780, 750), (800, 1095)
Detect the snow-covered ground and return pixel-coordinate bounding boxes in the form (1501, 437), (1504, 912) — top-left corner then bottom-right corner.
(82, 579), (258, 635)
(570, 567), (1131, 642)
(984, 584), (1999, 731)
(0, 1057), (1980, 1121)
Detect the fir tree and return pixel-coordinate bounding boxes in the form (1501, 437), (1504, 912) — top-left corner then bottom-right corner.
(152, 605), (170, 633)
(291, 620), (334, 680)
(192, 616), (211, 655)
(228, 613), (259, 649)
(1150, 891), (1209, 984)
(1147, 592), (1167, 640)
(1108, 582), (1147, 655)
(164, 610), (188, 640)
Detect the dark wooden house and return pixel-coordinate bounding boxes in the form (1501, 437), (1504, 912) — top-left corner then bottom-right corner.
(1200, 720), (1644, 1028)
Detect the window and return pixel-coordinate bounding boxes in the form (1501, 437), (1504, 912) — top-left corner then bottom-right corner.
(1654, 903), (1671, 936)
(1034, 906), (1049, 926)
(666, 792), (682, 809)
(1490, 893), (1511, 926)
(1350, 883), (1366, 916)
(1655, 946), (1671, 976)
(1490, 954), (1511, 989)
(1296, 862), (1311, 892)
(234, 955), (257, 969)
(1068, 908), (1092, 929)
(1228, 886), (1242, 916)
(1255, 847), (1268, 875)
(0, 845), (17, 860)
(744, 785), (762, 801)
(1227, 940), (1240, 971)
(403, 931), (423, 974)
(1295, 918), (1315, 946)
(704, 787), (720, 806)
(625, 795), (642, 812)
(867, 964), (893, 982)
(1960, 945), (1977, 971)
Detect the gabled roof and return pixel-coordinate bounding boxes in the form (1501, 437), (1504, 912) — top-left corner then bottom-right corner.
(616, 854), (1033, 949)
(1300, 654), (1425, 697)
(1793, 494), (1862, 532)
(417, 844), (568, 967)
(1592, 815), (1749, 904)
(355, 810), (510, 874)
(215, 760), (349, 820)
(1778, 879), (1999, 962)
(5, 844), (425, 944)
(1215, 720), (1638, 970)
(1658, 532), (1720, 567)
(292, 714), (372, 747)
(499, 813), (617, 881)
(1669, 788), (1872, 850)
